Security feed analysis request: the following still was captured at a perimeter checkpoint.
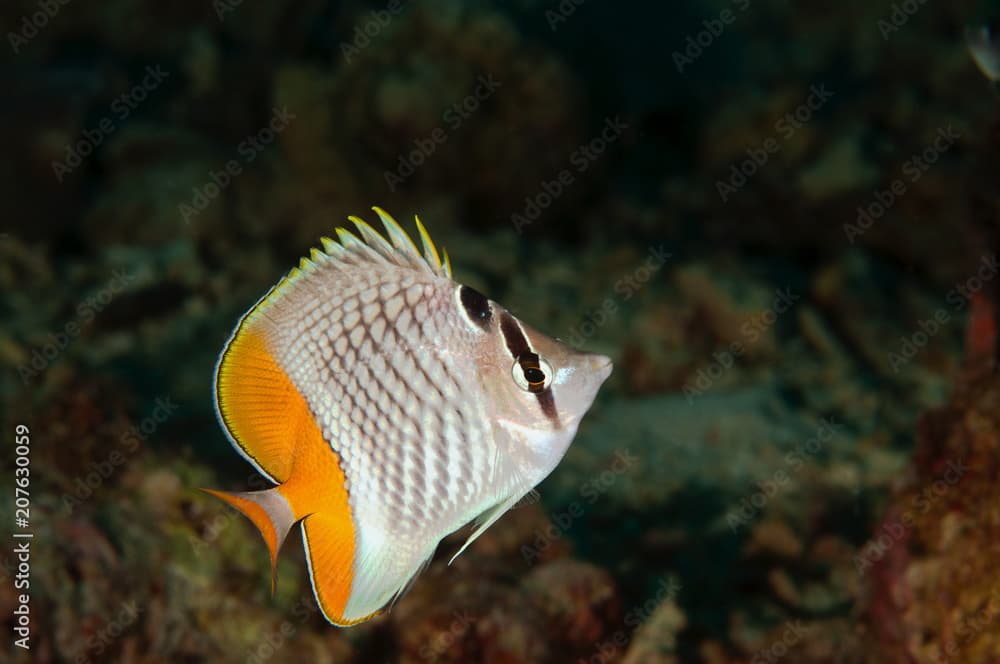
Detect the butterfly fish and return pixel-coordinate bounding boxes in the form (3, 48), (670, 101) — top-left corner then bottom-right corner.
(203, 208), (613, 626)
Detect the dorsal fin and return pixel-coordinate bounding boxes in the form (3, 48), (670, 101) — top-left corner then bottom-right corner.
(332, 207), (451, 279)
(248, 208), (451, 317)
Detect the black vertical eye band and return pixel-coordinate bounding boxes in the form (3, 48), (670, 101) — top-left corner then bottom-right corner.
(499, 311), (560, 426)
(499, 312), (530, 358)
(535, 390), (558, 423)
(518, 352), (546, 392)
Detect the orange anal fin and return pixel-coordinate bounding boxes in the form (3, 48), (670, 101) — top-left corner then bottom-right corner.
(300, 512), (374, 625)
(268, 391), (363, 625)
(215, 314), (367, 624)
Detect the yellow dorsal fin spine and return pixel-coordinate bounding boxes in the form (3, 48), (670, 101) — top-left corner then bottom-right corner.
(371, 206), (421, 259)
(413, 214), (442, 270)
(309, 247), (327, 264)
(441, 247), (452, 278)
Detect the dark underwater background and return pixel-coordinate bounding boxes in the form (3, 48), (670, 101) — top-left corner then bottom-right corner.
(4, 0), (1000, 662)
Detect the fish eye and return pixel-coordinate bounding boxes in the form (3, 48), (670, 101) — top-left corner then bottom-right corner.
(512, 352), (553, 393)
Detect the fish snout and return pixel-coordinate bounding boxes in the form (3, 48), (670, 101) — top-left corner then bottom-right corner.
(589, 353), (613, 382)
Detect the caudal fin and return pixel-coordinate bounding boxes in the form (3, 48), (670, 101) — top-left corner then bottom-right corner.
(200, 487), (295, 593)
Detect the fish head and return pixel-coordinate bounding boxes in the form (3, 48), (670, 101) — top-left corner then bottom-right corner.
(457, 284), (612, 473)
(510, 316), (613, 425)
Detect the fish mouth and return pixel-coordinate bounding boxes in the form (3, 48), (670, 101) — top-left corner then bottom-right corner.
(590, 353), (613, 383)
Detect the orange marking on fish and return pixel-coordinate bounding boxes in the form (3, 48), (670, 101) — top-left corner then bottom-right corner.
(212, 325), (359, 623)
(215, 326), (300, 482)
(281, 412), (358, 624)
